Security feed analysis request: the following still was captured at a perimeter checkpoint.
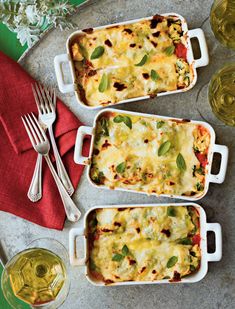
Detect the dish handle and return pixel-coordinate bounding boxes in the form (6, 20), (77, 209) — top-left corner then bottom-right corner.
(54, 54), (76, 93)
(188, 28), (209, 69)
(208, 144), (229, 184)
(205, 223), (222, 262)
(74, 126), (93, 165)
(69, 227), (86, 266)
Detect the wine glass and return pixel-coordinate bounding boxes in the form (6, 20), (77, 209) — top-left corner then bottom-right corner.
(208, 63), (235, 126)
(1, 238), (70, 309)
(210, 0), (235, 50)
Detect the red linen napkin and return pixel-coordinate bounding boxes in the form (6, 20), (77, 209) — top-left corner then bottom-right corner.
(0, 51), (89, 230)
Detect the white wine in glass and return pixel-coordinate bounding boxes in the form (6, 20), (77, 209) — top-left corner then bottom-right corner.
(210, 0), (235, 50)
(1, 238), (70, 309)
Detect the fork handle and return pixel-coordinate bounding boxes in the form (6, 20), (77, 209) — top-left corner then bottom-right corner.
(27, 154), (42, 202)
(48, 126), (74, 196)
(44, 154), (81, 222)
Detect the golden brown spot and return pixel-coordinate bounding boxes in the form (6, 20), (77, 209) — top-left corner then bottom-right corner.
(82, 28), (93, 34)
(123, 28), (133, 34)
(105, 39), (112, 47)
(142, 73), (150, 80)
(140, 266), (146, 273)
(113, 82), (127, 91)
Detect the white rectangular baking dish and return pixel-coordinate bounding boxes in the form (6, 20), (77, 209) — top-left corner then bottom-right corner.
(69, 203), (222, 285)
(54, 13), (209, 109)
(74, 108), (228, 201)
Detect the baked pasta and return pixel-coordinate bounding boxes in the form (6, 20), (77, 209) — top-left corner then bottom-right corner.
(90, 112), (210, 197)
(70, 14), (193, 107)
(88, 206), (200, 283)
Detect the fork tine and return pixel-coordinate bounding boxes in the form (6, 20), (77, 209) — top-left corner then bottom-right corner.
(44, 87), (54, 111)
(38, 83), (51, 113)
(35, 83), (47, 114)
(21, 116), (36, 148)
(27, 113), (44, 143)
(31, 84), (42, 115)
(31, 113), (47, 141)
(49, 87), (56, 107)
(24, 114), (39, 145)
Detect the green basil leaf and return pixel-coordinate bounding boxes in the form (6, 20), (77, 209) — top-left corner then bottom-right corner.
(163, 276), (170, 279)
(176, 153), (187, 171)
(157, 120), (165, 129)
(167, 206), (176, 217)
(166, 256), (178, 268)
(178, 237), (192, 245)
(112, 253), (124, 262)
(190, 265), (196, 272)
(122, 245), (129, 256)
(164, 45), (175, 56)
(123, 116), (132, 129)
(151, 69), (160, 81)
(90, 46), (105, 59)
(113, 115), (124, 123)
(98, 73), (108, 93)
(135, 54), (148, 66)
(158, 140), (171, 156)
(116, 162), (126, 174)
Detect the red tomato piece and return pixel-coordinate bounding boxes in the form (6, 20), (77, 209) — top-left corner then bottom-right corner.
(175, 43), (187, 61)
(192, 234), (201, 245)
(195, 152), (208, 168)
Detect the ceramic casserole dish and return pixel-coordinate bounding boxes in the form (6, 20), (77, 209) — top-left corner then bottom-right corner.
(69, 203), (222, 285)
(54, 13), (209, 109)
(74, 108), (228, 201)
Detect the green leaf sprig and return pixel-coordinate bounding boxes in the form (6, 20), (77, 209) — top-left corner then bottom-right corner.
(176, 153), (186, 171)
(158, 141), (171, 156)
(135, 54), (148, 66)
(178, 238), (192, 245)
(151, 69), (160, 81)
(113, 115), (132, 129)
(116, 162), (126, 174)
(112, 245), (129, 262)
(98, 73), (108, 92)
(167, 256), (178, 268)
(91, 46), (105, 59)
(164, 45), (175, 56)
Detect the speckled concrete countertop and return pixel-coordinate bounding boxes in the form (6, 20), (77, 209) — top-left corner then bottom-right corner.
(1, 0), (235, 308)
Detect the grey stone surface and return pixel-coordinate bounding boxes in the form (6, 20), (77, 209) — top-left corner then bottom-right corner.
(1, 0), (235, 308)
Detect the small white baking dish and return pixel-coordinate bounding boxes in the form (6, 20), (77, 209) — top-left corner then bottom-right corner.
(69, 203), (222, 285)
(54, 13), (209, 109)
(74, 108), (228, 201)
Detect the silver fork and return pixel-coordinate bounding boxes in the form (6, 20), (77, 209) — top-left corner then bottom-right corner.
(32, 83), (74, 196)
(22, 113), (81, 222)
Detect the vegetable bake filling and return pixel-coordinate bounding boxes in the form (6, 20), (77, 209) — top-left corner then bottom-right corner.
(90, 112), (210, 197)
(88, 206), (201, 283)
(70, 14), (193, 106)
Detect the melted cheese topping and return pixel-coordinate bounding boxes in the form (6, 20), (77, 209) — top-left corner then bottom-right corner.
(90, 112), (210, 197)
(71, 15), (193, 106)
(89, 206), (200, 283)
